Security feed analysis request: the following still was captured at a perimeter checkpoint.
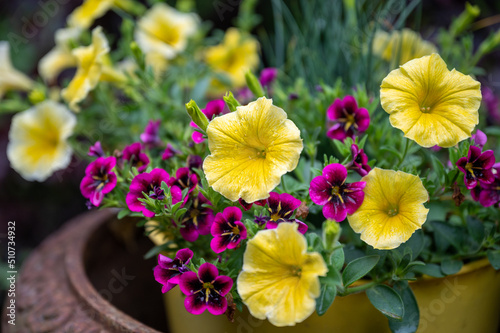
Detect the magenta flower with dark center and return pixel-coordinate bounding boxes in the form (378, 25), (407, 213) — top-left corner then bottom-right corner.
(154, 248), (193, 293)
(264, 192), (308, 234)
(140, 120), (162, 149)
(168, 167), (198, 202)
(191, 100), (227, 144)
(471, 163), (500, 207)
(253, 214), (268, 226)
(88, 141), (105, 158)
(126, 168), (180, 218)
(162, 143), (181, 160)
(348, 144), (371, 177)
(80, 156), (117, 207)
(309, 163), (366, 221)
(123, 142), (150, 172)
(259, 67), (278, 87)
(456, 146), (495, 189)
(179, 193), (214, 242)
(326, 95), (370, 142)
(210, 207), (247, 253)
(179, 262), (233, 315)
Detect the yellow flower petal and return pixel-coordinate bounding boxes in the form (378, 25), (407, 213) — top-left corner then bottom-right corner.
(134, 3), (199, 62)
(205, 28), (259, 89)
(38, 27), (81, 82)
(7, 101), (76, 182)
(347, 168), (429, 250)
(61, 26), (109, 112)
(373, 28), (437, 66)
(380, 53), (481, 147)
(0, 42), (34, 98)
(237, 223), (327, 327)
(203, 97), (303, 202)
(68, 0), (114, 29)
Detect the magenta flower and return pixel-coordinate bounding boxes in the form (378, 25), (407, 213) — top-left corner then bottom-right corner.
(326, 95), (370, 142)
(471, 130), (487, 149)
(140, 120), (162, 149)
(179, 263), (233, 315)
(348, 144), (371, 176)
(472, 163), (500, 207)
(88, 141), (105, 158)
(126, 168), (180, 218)
(259, 67), (278, 87)
(456, 146), (495, 189)
(264, 192), (308, 234)
(154, 249), (193, 293)
(80, 156), (117, 207)
(123, 142), (150, 172)
(309, 163), (366, 221)
(210, 207), (247, 253)
(168, 167), (198, 200)
(190, 100), (227, 143)
(179, 193), (214, 242)
(162, 143), (181, 160)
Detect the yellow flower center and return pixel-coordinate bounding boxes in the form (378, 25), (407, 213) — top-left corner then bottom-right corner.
(420, 106), (431, 113)
(289, 265), (302, 277)
(231, 226), (240, 235)
(387, 207), (399, 217)
(256, 148), (267, 159)
(465, 162), (474, 174)
(345, 113), (356, 130)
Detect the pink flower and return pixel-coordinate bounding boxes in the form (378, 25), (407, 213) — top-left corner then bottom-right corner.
(154, 249), (193, 293)
(259, 67), (278, 87)
(309, 163), (366, 221)
(122, 142), (149, 172)
(88, 141), (105, 158)
(179, 263), (233, 315)
(210, 207), (247, 253)
(456, 146), (495, 189)
(471, 163), (500, 207)
(264, 192), (308, 234)
(80, 157), (117, 207)
(162, 143), (180, 160)
(179, 193), (214, 242)
(140, 120), (162, 149)
(326, 95), (370, 142)
(347, 144), (371, 176)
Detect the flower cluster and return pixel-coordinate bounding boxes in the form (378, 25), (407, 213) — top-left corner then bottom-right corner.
(4, 1), (500, 332)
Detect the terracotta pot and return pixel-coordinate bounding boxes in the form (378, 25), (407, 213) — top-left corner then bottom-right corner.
(1, 209), (167, 333)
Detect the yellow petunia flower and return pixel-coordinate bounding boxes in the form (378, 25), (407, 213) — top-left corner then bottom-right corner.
(0, 41), (34, 98)
(61, 26), (109, 112)
(203, 97), (303, 203)
(347, 168), (429, 250)
(205, 28), (259, 89)
(373, 28), (437, 67)
(237, 223), (328, 327)
(68, 0), (135, 29)
(134, 3), (199, 62)
(38, 27), (81, 82)
(7, 100), (76, 182)
(380, 53), (481, 148)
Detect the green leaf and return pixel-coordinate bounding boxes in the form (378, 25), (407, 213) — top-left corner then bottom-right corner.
(430, 155), (446, 184)
(432, 221), (465, 251)
(466, 217), (485, 247)
(117, 209), (130, 220)
(342, 255), (380, 287)
(441, 259), (463, 275)
(330, 245), (345, 271)
(487, 250), (500, 270)
(367, 284), (404, 320)
(316, 284), (336, 316)
(413, 263), (444, 278)
(388, 281), (419, 333)
(320, 267), (342, 287)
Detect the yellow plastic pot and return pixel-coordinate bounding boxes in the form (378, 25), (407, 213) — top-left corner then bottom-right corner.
(149, 226), (500, 333)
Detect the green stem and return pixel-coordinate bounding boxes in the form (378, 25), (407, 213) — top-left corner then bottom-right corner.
(341, 280), (379, 296)
(396, 138), (411, 169)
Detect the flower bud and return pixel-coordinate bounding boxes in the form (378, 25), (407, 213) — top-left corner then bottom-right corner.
(186, 100), (209, 132)
(28, 89), (46, 104)
(450, 2), (480, 37)
(245, 70), (265, 98)
(323, 219), (341, 251)
(223, 91), (241, 112)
